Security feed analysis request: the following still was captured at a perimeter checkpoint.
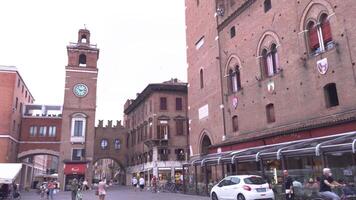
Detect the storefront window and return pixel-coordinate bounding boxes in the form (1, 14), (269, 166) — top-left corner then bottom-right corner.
(326, 152), (355, 184)
(158, 169), (171, 183)
(285, 155), (323, 185)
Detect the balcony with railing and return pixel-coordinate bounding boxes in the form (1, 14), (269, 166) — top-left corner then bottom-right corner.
(144, 132), (168, 148)
(23, 104), (62, 118)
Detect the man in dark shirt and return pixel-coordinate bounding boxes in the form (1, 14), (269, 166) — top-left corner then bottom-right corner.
(284, 170), (294, 200)
(319, 168), (342, 200)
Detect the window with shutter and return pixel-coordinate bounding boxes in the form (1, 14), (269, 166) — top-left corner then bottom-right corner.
(176, 120), (184, 135)
(322, 21), (332, 44)
(309, 26), (319, 50)
(160, 97), (167, 110)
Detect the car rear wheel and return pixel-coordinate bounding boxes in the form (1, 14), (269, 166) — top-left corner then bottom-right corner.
(211, 192), (218, 200)
(237, 194), (246, 200)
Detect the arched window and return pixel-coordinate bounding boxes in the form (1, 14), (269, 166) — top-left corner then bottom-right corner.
(229, 66), (242, 93)
(324, 83), (339, 108)
(271, 44), (279, 74)
(261, 49), (268, 78)
(114, 139), (121, 150)
(307, 21), (319, 52)
(79, 54), (86, 67)
(100, 139), (108, 150)
(201, 135), (212, 155)
(264, 0), (272, 12)
(232, 115), (238, 132)
(228, 69), (234, 93)
(70, 113), (87, 142)
(266, 103), (275, 123)
(200, 69), (204, 89)
(81, 35), (87, 43)
(307, 13), (333, 54)
(261, 44), (279, 78)
(320, 13), (332, 46)
(230, 26), (236, 38)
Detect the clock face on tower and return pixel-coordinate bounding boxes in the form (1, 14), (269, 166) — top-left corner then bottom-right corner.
(73, 83), (88, 97)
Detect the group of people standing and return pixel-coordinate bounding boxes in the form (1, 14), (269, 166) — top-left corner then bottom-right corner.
(39, 179), (59, 200)
(131, 176), (145, 191)
(284, 168), (345, 200)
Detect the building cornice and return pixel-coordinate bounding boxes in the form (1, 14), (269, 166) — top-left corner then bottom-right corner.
(124, 83), (187, 115)
(217, 0), (257, 32)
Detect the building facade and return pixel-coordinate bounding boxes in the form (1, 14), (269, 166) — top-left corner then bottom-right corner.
(94, 120), (128, 185)
(185, 0), (356, 196)
(58, 29), (100, 190)
(124, 79), (189, 185)
(0, 66), (34, 163)
(19, 104), (62, 189)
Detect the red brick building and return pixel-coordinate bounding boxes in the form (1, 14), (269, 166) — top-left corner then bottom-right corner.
(18, 104), (62, 189)
(58, 29), (100, 190)
(0, 66), (34, 163)
(185, 0), (356, 196)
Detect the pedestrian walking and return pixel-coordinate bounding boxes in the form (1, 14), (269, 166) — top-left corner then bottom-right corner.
(71, 178), (79, 200)
(131, 176), (138, 192)
(82, 179), (89, 191)
(139, 176), (145, 192)
(151, 176), (157, 193)
(47, 179), (56, 200)
(284, 170), (294, 200)
(97, 178), (108, 200)
(39, 182), (47, 200)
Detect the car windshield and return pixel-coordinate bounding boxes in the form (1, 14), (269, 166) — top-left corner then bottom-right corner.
(244, 176), (266, 185)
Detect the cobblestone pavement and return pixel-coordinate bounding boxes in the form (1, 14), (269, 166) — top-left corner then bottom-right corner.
(21, 186), (210, 200)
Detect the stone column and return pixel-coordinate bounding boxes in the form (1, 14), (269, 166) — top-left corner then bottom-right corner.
(152, 147), (158, 177)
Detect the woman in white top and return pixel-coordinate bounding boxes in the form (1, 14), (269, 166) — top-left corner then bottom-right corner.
(139, 177), (145, 191)
(97, 178), (108, 200)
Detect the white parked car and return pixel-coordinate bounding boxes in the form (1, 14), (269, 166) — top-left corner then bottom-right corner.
(210, 175), (275, 200)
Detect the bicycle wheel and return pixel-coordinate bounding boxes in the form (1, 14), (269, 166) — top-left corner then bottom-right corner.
(169, 184), (176, 193)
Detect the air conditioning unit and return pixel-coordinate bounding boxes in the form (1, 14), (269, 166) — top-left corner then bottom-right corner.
(12, 107), (16, 112)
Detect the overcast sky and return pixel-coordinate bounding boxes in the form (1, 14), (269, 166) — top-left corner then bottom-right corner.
(0, 0), (187, 123)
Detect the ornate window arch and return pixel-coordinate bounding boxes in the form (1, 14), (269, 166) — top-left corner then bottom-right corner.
(79, 54), (86, 67)
(300, 0), (335, 55)
(201, 134), (212, 155)
(70, 113), (87, 143)
(256, 31), (281, 79)
(225, 55), (242, 94)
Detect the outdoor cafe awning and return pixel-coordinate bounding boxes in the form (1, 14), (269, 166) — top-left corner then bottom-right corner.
(187, 131), (356, 166)
(0, 163), (22, 184)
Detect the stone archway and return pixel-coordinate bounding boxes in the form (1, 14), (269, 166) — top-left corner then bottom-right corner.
(92, 157), (126, 185)
(201, 135), (212, 156)
(17, 149), (60, 159)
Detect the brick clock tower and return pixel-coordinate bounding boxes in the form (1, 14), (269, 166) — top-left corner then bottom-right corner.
(58, 29), (99, 190)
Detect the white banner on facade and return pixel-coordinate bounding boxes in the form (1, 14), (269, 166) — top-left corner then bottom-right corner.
(198, 104), (209, 120)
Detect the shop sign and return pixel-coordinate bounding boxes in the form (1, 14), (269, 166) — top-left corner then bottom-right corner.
(64, 163), (86, 175)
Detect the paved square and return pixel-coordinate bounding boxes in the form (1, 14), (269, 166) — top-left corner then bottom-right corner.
(21, 186), (210, 200)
